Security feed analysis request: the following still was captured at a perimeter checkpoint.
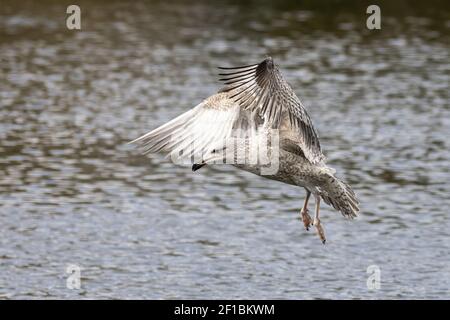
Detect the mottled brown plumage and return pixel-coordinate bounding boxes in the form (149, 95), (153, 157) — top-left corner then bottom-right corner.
(131, 57), (360, 243)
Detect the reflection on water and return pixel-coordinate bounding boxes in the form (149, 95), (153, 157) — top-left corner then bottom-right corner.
(0, 0), (449, 299)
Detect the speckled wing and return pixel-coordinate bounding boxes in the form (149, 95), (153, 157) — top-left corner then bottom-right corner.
(129, 92), (243, 164)
(218, 57), (325, 164)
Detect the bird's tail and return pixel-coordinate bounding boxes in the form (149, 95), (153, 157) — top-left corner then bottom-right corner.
(318, 170), (360, 218)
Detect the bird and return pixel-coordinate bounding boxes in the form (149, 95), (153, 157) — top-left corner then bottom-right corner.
(130, 57), (359, 243)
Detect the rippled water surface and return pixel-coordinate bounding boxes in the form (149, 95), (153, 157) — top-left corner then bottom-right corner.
(0, 0), (449, 299)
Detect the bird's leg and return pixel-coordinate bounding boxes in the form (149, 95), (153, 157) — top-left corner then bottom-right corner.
(300, 190), (312, 230)
(313, 195), (326, 244)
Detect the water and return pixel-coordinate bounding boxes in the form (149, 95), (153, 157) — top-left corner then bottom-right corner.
(0, 0), (449, 299)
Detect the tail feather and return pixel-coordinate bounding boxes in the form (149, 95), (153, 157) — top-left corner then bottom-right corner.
(319, 174), (360, 218)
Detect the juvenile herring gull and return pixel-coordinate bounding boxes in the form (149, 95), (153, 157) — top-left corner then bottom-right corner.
(131, 57), (360, 243)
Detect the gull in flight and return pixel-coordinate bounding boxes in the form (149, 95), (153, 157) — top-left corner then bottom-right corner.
(131, 57), (359, 243)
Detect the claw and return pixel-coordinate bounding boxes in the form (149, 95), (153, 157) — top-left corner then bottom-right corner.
(301, 208), (312, 231)
(314, 218), (326, 244)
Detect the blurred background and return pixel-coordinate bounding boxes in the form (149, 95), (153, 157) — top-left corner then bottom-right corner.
(0, 0), (449, 299)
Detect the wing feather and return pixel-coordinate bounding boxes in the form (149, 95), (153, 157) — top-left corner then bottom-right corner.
(130, 93), (241, 165)
(219, 57), (325, 164)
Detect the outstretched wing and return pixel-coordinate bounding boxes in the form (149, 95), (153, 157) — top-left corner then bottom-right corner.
(219, 57), (325, 164)
(129, 92), (245, 165)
